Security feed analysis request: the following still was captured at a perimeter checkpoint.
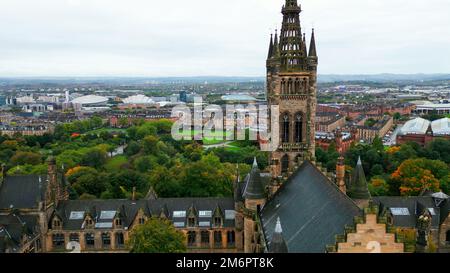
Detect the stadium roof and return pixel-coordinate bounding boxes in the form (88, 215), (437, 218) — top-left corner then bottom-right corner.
(122, 94), (154, 104)
(400, 117), (430, 135)
(71, 95), (108, 105)
(431, 118), (450, 136)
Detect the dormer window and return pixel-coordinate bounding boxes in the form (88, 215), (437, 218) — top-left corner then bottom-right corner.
(188, 217), (196, 228)
(214, 216), (222, 227)
(84, 217), (94, 229)
(138, 217), (145, 225)
(53, 219), (61, 229)
(115, 218), (122, 227)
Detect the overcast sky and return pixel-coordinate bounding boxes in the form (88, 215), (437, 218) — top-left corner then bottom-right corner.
(0, 0), (449, 77)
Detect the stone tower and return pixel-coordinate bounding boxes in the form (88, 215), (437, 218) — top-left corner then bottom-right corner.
(267, 0), (318, 178)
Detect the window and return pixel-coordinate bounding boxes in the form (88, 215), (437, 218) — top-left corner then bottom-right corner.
(85, 233), (95, 248)
(188, 217), (196, 228)
(138, 217), (145, 225)
(390, 208), (410, 216)
(187, 231), (196, 247)
(116, 233), (125, 247)
(115, 218), (122, 227)
(282, 114), (290, 143)
(214, 231), (222, 247)
(201, 231), (210, 245)
(69, 211), (84, 220)
(102, 233), (111, 248)
(84, 218), (94, 229)
(281, 155), (289, 173)
(53, 219), (61, 229)
(52, 233), (65, 248)
(227, 231), (235, 247)
(173, 211), (186, 218)
(295, 114), (303, 143)
(69, 233), (79, 242)
(446, 230), (450, 243)
(214, 217), (222, 227)
(100, 211), (116, 220)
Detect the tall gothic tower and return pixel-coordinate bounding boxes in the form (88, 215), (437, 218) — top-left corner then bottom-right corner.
(267, 0), (318, 178)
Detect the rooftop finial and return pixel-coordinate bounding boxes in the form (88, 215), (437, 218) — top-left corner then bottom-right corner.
(275, 217), (283, 233)
(253, 157), (258, 168)
(357, 156), (362, 166)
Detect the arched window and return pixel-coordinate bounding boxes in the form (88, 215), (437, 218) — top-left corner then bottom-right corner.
(116, 232), (125, 247)
(85, 233), (95, 248)
(187, 231), (196, 247)
(281, 155), (289, 174)
(52, 233), (65, 249)
(282, 114), (290, 143)
(214, 231), (222, 248)
(227, 231), (235, 247)
(295, 113), (303, 143)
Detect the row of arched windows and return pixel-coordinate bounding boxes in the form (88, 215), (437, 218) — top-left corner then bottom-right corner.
(281, 79), (308, 94)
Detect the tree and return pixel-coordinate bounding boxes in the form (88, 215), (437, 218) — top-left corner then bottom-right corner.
(391, 159), (443, 196)
(108, 170), (150, 199)
(368, 177), (389, 196)
(128, 218), (186, 253)
(81, 148), (107, 169)
(10, 151), (42, 166)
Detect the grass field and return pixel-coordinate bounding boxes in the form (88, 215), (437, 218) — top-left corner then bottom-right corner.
(176, 129), (232, 145)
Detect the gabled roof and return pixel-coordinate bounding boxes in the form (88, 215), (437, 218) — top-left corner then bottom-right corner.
(260, 161), (361, 253)
(54, 197), (236, 230)
(373, 196), (447, 228)
(0, 175), (47, 210)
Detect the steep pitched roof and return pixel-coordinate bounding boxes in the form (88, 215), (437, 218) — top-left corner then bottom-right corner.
(243, 158), (265, 200)
(260, 161), (361, 253)
(0, 213), (40, 253)
(0, 175), (47, 210)
(348, 157), (371, 200)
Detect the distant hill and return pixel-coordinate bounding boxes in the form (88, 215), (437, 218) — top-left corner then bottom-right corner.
(1, 74), (450, 85)
(317, 74), (450, 83)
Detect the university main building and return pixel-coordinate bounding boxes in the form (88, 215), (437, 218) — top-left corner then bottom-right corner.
(1, 0), (450, 253)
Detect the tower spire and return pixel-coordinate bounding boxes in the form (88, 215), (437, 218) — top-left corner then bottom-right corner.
(279, 0), (305, 71)
(308, 28), (317, 57)
(267, 34), (274, 59)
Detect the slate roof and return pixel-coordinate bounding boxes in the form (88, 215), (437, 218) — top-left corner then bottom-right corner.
(373, 195), (450, 228)
(260, 161), (362, 253)
(0, 176), (47, 210)
(54, 197), (236, 231)
(243, 159), (266, 200)
(0, 213), (40, 253)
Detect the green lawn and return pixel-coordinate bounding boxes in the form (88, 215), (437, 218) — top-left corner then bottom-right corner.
(105, 155), (128, 172)
(176, 129), (232, 145)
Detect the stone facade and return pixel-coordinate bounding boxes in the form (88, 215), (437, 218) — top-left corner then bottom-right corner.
(266, 0), (318, 178)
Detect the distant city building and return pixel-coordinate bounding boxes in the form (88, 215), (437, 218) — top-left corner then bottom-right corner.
(397, 117), (450, 146)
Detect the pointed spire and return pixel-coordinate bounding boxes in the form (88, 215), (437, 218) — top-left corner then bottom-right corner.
(302, 33), (307, 57)
(267, 34), (274, 59)
(273, 29), (280, 57)
(348, 157), (371, 200)
(270, 217), (288, 253)
(243, 158), (265, 200)
(308, 28), (317, 57)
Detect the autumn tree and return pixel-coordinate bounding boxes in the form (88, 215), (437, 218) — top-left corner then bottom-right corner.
(390, 159), (445, 196)
(128, 218), (186, 253)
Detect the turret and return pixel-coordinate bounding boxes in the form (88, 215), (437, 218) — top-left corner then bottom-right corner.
(348, 157), (371, 207)
(243, 158), (266, 211)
